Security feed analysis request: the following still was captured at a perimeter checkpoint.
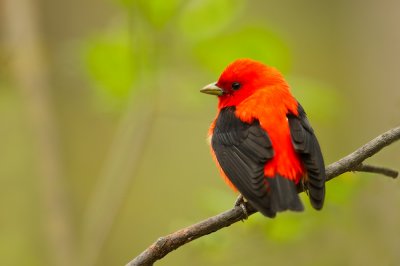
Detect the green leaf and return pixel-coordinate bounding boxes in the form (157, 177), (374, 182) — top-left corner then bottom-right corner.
(83, 27), (135, 108)
(118, 0), (184, 28)
(178, 0), (244, 40)
(194, 26), (291, 74)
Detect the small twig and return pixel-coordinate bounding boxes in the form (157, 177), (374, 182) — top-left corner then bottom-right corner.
(353, 163), (398, 178)
(126, 126), (400, 266)
(324, 126), (400, 178)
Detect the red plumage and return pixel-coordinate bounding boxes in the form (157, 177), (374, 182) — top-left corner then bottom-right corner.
(201, 59), (326, 217)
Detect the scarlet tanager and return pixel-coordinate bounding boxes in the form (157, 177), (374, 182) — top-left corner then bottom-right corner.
(201, 59), (325, 218)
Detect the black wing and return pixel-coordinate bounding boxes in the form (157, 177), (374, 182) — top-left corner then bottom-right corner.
(212, 107), (302, 217)
(287, 103), (326, 210)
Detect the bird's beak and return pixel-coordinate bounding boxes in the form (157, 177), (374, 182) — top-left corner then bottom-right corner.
(200, 82), (224, 96)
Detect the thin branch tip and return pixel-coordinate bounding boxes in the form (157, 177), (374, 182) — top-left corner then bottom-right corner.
(353, 163), (398, 178)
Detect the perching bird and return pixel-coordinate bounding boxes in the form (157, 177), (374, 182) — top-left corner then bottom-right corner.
(201, 59), (326, 218)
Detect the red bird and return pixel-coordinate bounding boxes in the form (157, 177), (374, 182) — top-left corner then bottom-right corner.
(201, 59), (325, 218)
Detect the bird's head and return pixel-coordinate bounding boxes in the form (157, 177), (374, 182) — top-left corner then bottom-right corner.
(201, 59), (288, 108)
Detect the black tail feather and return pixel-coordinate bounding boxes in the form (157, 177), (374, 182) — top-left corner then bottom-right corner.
(247, 198), (276, 218)
(267, 175), (304, 213)
(244, 175), (304, 217)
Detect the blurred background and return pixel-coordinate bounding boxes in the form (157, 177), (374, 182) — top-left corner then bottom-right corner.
(1, 0), (400, 265)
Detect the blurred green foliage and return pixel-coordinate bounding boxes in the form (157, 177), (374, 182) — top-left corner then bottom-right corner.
(178, 0), (243, 40)
(3, 0), (400, 265)
(194, 26), (291, 74)
(84, 27), (135, 106)
(119, 0), (183, 28)
(288, 76), (342, 121)
(83, 0), (290, 108)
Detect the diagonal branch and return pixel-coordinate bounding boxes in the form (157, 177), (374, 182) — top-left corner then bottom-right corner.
(126, 126), (400, 266)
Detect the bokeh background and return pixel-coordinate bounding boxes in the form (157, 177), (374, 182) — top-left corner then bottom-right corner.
(1, 0), (400, 265)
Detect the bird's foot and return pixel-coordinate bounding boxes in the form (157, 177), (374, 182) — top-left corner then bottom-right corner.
(234, 194), (244, 206)
(234, 194), (248, 220)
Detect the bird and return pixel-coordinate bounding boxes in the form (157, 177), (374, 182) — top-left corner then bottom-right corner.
(200, 58), (326, 218)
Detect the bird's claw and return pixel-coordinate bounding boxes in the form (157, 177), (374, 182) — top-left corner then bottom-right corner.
(234, 194), (244, 206)
(239, 203), (248, 220)
(234, 194), (248, 220)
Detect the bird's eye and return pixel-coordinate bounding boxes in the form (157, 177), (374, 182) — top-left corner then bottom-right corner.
(231, 82), (241, 90)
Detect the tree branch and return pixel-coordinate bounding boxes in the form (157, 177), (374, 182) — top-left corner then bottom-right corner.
(126, 126), (400, 266)
(353, 163), (398, 178)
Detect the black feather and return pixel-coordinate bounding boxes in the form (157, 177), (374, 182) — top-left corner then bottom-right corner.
(268, 175), (304, 212)
(212, 107), (304, 217)
(287, 103), (326, 210)
(212, 107), (275, 217)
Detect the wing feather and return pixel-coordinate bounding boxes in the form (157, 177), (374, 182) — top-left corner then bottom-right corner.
(288, 103), (326, 209)
(211, 107), (275, 216)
